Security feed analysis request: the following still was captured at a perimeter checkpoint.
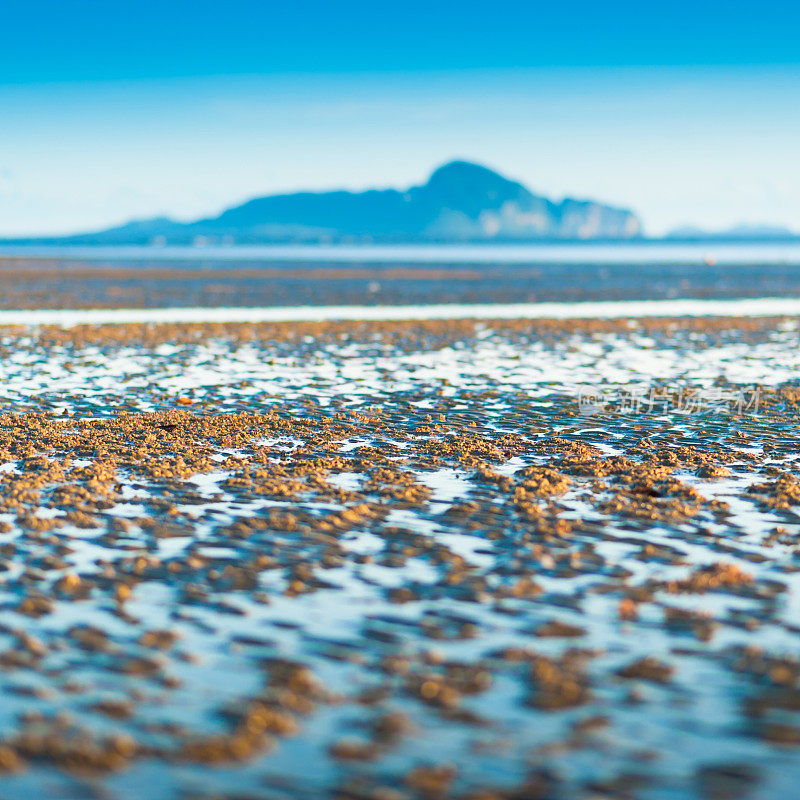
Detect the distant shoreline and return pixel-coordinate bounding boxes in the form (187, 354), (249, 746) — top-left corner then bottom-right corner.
(3, 239), (800, 266)
(3, 235), (800, 247)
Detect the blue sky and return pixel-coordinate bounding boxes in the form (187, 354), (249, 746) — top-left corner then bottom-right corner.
(1, 0), (800, 236)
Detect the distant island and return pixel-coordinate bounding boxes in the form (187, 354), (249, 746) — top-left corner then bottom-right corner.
(7, 161), (644, 245)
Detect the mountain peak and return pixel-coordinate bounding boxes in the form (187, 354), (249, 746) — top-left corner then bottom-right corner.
(427, 159), (509, 183)
(424, 161), (528, 198)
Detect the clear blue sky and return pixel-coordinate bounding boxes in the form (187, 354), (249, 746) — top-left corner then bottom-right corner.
(1, 0), (799, 235)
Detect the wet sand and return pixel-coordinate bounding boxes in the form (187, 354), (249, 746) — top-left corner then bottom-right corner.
(0, 315), (796, 797)
(3, 255), (800, 309)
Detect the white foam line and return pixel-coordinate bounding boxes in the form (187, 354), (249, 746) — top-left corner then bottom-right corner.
(0, 297), (799, 327)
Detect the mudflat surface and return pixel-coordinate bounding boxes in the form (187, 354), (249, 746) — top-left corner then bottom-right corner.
(4, 256), (800, 308)
(0, 316), (796, 798)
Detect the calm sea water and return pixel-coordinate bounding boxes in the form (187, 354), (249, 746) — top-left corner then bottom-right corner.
(4, 240), (800, 264)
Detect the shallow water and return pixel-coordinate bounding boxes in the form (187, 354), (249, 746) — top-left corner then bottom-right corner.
(0, 317), (796, 797)
(0, 295), (797, 326)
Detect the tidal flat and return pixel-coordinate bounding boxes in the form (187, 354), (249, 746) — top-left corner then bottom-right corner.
(0, 315), (798, 798)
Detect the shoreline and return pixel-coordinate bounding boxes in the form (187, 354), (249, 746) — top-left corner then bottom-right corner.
(0, 295), (798, 327)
